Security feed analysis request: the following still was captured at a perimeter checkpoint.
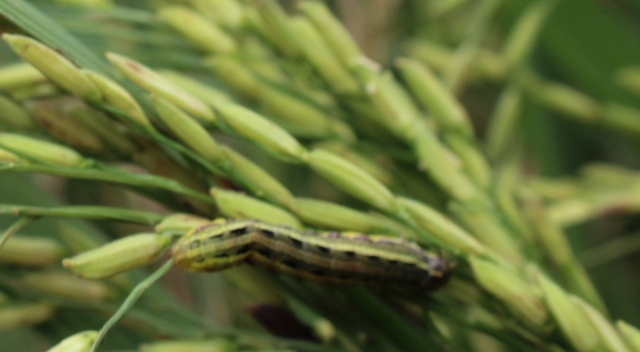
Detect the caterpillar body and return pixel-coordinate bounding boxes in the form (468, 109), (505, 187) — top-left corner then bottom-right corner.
(172, 219), (452, 290)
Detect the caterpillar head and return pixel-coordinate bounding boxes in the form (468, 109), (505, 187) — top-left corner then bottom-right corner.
(423, 255), (454, 291)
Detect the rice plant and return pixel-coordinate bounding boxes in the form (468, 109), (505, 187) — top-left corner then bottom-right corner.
(0, 0), (639, 351)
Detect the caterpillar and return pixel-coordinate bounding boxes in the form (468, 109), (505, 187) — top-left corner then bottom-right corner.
(171, 219), (452, 290)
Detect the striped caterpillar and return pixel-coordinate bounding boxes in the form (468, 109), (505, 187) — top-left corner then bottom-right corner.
(171, 219), (452, 290)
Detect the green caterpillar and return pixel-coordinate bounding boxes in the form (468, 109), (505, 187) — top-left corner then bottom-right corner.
(171, 219), (452, 290)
